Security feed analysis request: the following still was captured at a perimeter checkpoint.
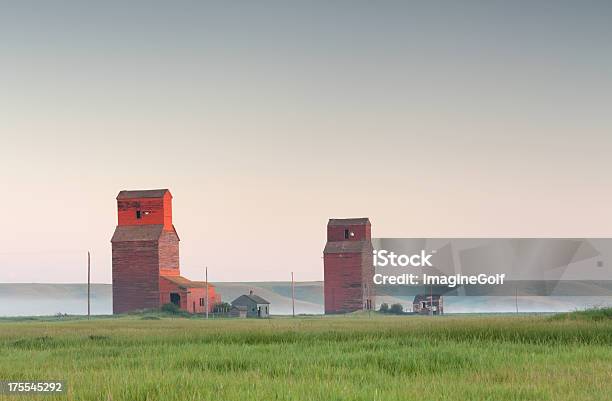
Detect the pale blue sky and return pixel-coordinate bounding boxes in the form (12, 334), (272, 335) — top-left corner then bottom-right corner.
(1, 1), (612, 283)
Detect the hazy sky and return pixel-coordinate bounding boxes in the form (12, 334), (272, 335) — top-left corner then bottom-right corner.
(1, 1), (612, 283)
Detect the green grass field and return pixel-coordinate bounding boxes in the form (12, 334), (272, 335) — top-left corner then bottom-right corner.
(0, 312), (610, 401)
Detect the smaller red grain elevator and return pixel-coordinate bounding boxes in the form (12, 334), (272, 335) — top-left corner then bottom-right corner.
(111, 189), (219, 314)
(323, 218), (375, 314)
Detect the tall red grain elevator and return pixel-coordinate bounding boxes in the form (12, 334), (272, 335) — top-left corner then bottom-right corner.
(110, 189), (219, 314)
(323, 218), (375, 314)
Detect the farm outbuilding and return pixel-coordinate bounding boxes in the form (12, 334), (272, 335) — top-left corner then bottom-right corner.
(111, 189), (219, 314)
(230, 305), (248, 318)
(413, 294), (443, 315)
(160, 275), (220, 314)
(231, 291), (270, 318)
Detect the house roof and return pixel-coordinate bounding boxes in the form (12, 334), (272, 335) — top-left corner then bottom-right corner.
(117, 189), (170, 200)
(413, 294), (441, 303)
(247, 294), (270, 304)
(160, 275), (215, 289)
(328, 218), (370, 226)
(232, 294), (270, 305)
(111, 225), (179, 242)
(111, 225), (164, 242)
(324, 241), (371, 254)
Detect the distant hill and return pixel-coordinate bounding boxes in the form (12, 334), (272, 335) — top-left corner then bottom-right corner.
(0, 282), (325, 316)
(0, 283), (610, 317)
(212, 282), (324, 315)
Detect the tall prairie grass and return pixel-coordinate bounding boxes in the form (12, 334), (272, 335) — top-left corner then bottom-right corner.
(0, 314), (610, 401)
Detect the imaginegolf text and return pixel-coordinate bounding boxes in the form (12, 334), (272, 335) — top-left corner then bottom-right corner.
(372, 273), (506, 287)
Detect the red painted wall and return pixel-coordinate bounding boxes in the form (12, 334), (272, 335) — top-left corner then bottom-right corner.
(327, 223), (371, 242)
(117, 192), (173, 230)
(158, 278), (188, 310)
(159, 277), (220, 313)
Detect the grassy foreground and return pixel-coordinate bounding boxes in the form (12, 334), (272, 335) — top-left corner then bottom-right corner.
(0, 314), (610, 401)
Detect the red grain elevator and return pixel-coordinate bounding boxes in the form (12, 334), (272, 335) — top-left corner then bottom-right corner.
(323, 218), (375, 314)
(111, 189), (219, 314)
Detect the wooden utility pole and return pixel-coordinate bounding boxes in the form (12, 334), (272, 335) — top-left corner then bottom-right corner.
(87, 251), (91, 320)
(291, 272), (295, 318)
(205, 266), (209, 319)
(515, 286), (519, 314)
(430, 283), (433, 316)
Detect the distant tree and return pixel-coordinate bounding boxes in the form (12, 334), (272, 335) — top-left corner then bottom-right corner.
(389, 303), (404, 315)
(379, 303), (389, 313)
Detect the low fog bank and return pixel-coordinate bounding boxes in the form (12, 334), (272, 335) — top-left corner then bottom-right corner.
(0, 283), (610, 317)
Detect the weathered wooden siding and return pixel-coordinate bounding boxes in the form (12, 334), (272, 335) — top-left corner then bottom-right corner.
(323, 218), (375, 314)
(324, 253), (364, 313)
(361, 245), (375, 310)
(158, 230), (179, 275)
(112, 240), (160, 314)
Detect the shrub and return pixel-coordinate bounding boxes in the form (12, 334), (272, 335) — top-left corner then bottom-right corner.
(389, 303), (404, 315)
(550, 307), (612, 322)
(379, 303), (389, 313)
(161, 303), (181, 314)
(214, 302), (232, 314)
